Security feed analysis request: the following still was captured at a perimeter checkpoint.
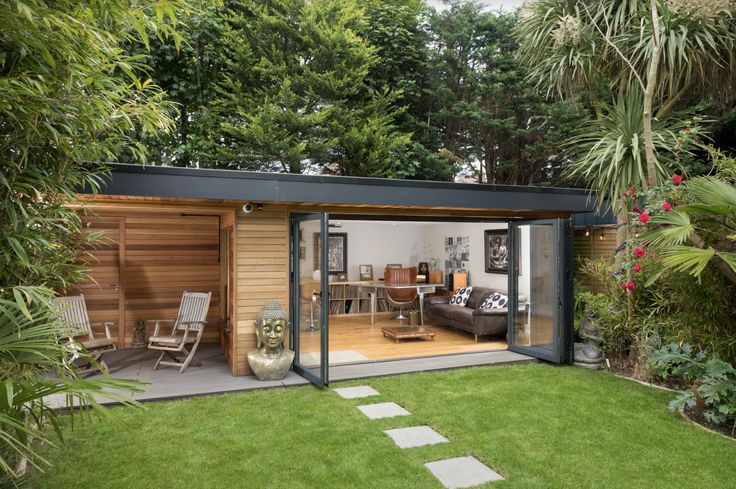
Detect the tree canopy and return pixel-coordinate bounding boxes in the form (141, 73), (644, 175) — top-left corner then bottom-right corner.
(134, 0), (591, 184)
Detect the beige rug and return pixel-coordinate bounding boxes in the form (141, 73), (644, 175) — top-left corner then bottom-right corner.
(300, 349), (369, 367)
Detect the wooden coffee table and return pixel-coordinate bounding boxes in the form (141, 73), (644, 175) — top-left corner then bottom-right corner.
(381, 325), (435, 343)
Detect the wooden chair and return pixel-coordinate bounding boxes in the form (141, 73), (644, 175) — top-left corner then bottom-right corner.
(384, 267), (418, 321)
(147, 291), (212, 373)
(53, 294), (116, 375)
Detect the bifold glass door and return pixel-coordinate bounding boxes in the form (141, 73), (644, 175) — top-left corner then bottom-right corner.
(508, 219), (572, 363)
(290, 213), (329, 386)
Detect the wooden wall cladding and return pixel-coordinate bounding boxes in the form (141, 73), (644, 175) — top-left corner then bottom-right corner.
(74, 216), (122, 343)
(75, 211), (222, 349)
(234, 207), (290, 376)
(573, 226), (617, 292)
(124, 214), (221, 347)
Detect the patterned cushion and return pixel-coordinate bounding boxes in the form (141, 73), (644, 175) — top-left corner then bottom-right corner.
(480, 292), (508, 309)
(449, 287), (473, 307)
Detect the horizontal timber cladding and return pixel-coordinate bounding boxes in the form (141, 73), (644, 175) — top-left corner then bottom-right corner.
(234, 207), (290, 376)
(74, 209), (223, 351)
(573, 226), (617, 293)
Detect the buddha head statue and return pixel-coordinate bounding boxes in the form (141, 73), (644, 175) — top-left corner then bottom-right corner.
(254, 301), (289, 352)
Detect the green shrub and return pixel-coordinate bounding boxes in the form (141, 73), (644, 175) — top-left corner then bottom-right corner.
(649, 343), (736, 431)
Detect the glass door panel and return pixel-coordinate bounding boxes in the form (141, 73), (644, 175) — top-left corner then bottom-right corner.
(290, 213), (329, 386)
(508, 219), (569, 363)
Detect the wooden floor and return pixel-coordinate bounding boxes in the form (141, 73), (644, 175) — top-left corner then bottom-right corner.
(299, 314), (507, 365)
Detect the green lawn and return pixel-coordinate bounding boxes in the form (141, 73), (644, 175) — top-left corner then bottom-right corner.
(30, 364), (735, 489)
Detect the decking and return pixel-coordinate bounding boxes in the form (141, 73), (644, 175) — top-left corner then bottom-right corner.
(46, 343), (535, 407)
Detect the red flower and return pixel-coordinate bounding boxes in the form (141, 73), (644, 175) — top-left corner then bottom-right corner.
(627, 281), (636, 290)
(627, 186), (636, 196)
(685, 127), (691, 132)
(673, 174), (682, 186)
(646, 179), (651, 186)
(633, 206), (641, 213)
(633, 247), (646, 258)
(662, 202), (672, 212)
(638, 212), (650, 224)
(620, 282), (628, 291)
(634, 263), (641, 273)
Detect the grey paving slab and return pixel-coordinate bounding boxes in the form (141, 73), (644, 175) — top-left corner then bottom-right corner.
(384, 425), (448, 449)
(425, 456), (504, 488)
(356, 401), (411, 419)
(333, 385), (380, 399)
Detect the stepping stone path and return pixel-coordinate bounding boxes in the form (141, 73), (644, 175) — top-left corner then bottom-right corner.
(384, 425), (448, 449)
(357, 401), (411, 420)
(424, 456), (504, 488)
(335, 385), (503, 488)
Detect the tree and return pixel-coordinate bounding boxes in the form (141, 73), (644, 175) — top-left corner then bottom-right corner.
(516, 0), (736, 282)
(214, 0), (410, 175)
(0, 0), (185, 481)
(426, 2), (589, 184)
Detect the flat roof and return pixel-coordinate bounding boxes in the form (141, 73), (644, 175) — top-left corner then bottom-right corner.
(86, 163), (599, 214)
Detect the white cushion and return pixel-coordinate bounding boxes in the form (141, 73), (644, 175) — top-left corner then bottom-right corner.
(449, 287), (473, 307)
(480, 292), (508, 310)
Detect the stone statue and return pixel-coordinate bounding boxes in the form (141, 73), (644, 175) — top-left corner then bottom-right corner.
(247, 301), (295, 380)
(574, 310), (604, 369)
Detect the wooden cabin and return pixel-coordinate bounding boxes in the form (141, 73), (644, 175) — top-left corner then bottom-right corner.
(73, 164), (601, 386)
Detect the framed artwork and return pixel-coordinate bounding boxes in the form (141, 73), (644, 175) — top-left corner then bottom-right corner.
(417, 261), (429, 283)
(484, 229), (510, 274)
(359, 264), (373, 281)
(314, 232), (348, 275)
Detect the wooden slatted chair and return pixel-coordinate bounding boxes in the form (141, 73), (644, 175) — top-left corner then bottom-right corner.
(53, 294), (116, 375)
(384, 266), (418, 321)
(147, 291), (212, 373)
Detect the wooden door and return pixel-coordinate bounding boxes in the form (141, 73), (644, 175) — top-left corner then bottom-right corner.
(72, 216), (124, 344)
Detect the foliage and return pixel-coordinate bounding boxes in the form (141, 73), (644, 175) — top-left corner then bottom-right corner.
(649, 343), (736, 430)
(643, 152), (736, 285)
(0, 0), (185, 482)
(210, 0), (411, 175)
(426, 4), (590, 184)
(0, 289), (144, 480)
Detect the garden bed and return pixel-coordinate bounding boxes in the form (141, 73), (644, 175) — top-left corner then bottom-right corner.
(684, 405), (736, 440)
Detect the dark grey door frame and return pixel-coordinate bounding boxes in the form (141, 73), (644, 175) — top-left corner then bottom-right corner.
(507, 218), (573, 363)
(289, 212), (330, 386)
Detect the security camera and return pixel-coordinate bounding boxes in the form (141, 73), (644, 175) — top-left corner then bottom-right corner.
(242, 203), (254, 214)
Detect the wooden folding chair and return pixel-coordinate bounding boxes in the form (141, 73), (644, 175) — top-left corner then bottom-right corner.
(147, 291), (212, 373)
(54, 294), (117, 375)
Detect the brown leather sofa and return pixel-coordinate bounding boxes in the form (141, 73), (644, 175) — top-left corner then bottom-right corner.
(427, 287), (525, 341)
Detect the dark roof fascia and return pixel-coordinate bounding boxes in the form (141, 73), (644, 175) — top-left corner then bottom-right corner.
(87, 163), (599, 214)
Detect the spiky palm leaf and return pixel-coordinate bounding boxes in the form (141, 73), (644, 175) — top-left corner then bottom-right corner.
(566, 89), (691, 211)
(645, 175), (736, 284)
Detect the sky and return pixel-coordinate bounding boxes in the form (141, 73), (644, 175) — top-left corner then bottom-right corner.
(426, 0), (527, 12)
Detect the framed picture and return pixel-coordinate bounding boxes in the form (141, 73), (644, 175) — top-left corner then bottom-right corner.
(484, 229), (510, 274)
(417, 261), (429, 283)
(359, 264), (373, 281)
(314, 232), (348, 275)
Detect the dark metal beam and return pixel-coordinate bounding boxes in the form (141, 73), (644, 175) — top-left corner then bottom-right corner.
(90, 163), (599, 214)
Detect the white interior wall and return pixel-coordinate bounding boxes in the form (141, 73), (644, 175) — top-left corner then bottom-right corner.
(300, 219), (530, 296)
(337, 221), (427, 280)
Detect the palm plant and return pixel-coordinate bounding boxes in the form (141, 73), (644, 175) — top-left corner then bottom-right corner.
(644, 176), (736, 285)
(566, 90), (692, 213)
(0, 287), (144, 482)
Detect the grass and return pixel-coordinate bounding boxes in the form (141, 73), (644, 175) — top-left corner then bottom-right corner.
(29, 364), (736, 489)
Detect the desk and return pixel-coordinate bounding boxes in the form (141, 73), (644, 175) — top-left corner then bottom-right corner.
(362, 283), (445, 326)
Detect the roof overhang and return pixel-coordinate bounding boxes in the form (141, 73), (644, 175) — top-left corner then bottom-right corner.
(84, 163), (599, 215)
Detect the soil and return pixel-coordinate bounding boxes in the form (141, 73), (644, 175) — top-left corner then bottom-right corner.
(684, 405), (736, 440)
